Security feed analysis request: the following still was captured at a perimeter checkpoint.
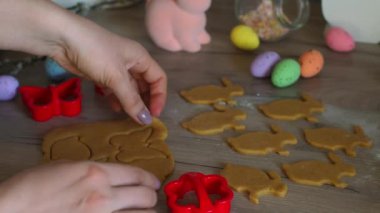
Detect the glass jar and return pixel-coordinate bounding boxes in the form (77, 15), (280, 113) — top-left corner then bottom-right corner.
(235, 0), (310, 41)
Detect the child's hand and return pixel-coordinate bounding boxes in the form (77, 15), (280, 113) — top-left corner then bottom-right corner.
(0, 161), (160, 213)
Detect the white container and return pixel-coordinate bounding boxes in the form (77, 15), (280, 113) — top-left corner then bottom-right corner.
(322, 0), (380, 44)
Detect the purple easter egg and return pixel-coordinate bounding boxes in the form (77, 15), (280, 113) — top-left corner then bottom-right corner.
(0, 75), (19, 101)
(251, 51), (281, 78)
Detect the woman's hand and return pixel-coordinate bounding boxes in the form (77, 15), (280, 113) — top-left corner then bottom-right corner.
(0, 0), (167, 125)
(0, 161), (160, 213)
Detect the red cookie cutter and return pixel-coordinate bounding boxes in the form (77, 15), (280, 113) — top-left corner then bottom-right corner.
(164, 172), (233, 213)
(19, 78), (82, 122)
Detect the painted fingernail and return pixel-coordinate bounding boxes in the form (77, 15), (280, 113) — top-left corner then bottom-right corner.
(155, 180), (161, 190)
(138, 107), (152, 125)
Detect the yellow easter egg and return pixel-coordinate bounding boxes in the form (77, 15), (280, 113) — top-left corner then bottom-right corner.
(230, 25), (260, 51)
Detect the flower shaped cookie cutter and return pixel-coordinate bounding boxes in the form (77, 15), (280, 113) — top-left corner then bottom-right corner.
(19, 78), (82, 122)
(164, 172), (233, 213)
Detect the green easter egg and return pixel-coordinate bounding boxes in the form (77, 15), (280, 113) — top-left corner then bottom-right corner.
(271, 59), (301, 88)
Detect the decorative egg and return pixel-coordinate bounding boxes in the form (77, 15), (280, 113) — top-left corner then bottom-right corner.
(251, 51), (281, 78)
(299, 49), (324, 78)
(230, 25), (260, 51)
(325, 27), (355, 52)
(0, 75), (19, 101)
(45, 58), (70, 82)
(271, 59), (301, 88)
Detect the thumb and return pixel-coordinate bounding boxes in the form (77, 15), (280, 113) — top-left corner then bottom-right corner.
(110, 77), (152, 125)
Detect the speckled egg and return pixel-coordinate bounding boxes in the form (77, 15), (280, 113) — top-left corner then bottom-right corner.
(230, 25), (260, 51)
(299, 49), (324, 78)
(271, 59), (301, 88)
(251, 51), (281, 78)
(0, 75), (19, 101)
(45, 58), (70, 82)
(325, 27), (355, 52)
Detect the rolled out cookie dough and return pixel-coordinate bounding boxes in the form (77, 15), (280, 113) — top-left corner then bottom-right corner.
(304, 126), (372, 157)
(257, 93), (324, 122)
(180, 77), (244, 105)
(42, 118), (174, 181)
(221, 163), (287, 204)
(282, 152), (356, 188)
(182, 108), (247, 135)
(227, 125), (297, 156)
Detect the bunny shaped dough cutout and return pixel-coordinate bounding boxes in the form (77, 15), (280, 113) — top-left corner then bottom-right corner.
(258, 93), (324, 122)
(221, 163), (287, 204)
(227, 125), (297, 156)
(182, 108), (247, 135)
(145, 0), (212, 52)
(180, 77), (244, 106)
(282, 152), (356, 188)
(304, 126), (372, 157)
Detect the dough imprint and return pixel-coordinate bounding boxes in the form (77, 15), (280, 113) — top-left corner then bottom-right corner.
(42, 118), (174, 181)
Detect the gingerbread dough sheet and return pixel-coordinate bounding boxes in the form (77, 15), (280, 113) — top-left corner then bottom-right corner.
(43, 118), (174, 181)
(258, 93), (324, 122)
(221, 163), (287, 204)
(282, 152), (356, 188)
(180, 78), (244, 105)
(182, 108), (247, 135)
(304, 126), (372, 157)
(227, 125), (297, 156)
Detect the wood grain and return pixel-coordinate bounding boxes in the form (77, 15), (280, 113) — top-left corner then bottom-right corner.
(0, 0), (379, 212)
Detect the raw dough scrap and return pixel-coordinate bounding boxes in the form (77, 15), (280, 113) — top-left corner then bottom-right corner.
(180, 77), (244, 105)
(181, 108), (247, 135)
(257, 93), (324, 122)
(227, 125), (297, 156)
(304, 126), (372, 157)
(282, 152), (356, 188)
(42, 118), (174, 181)
(220, 163), (287, 204)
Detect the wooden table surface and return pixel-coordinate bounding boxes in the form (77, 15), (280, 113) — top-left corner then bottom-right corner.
(0, 0), (379, 212)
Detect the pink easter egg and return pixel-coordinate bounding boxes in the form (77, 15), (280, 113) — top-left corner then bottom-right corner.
(325, 27), (355, 52)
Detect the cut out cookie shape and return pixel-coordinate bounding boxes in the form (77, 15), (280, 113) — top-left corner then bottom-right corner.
(42, 119), (174, 181)
(304, 126), (372, 157)
(257, 93), (324, 122)
(221, 163), (287, 204)
(182, 108), (247, 135)
(180, 78), (244, 106)
(227, 125), (297, 156)
(282, 152), (356, 188)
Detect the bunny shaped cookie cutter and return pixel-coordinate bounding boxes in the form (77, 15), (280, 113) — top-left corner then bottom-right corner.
(19, 78), (82, 122)
(164, 172), (233, 213)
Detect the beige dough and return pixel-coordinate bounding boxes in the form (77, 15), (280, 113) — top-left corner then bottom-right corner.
(181, 108), (247, 135)
(180, 77), (244, 105)
(257, 93), (324, 122)
(304, 126), (372, 157)
(227, 125), (297, 156)
(43, 118), (174, 181)
(282, 152), (356, 188)
(220, 163), (287, 204)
